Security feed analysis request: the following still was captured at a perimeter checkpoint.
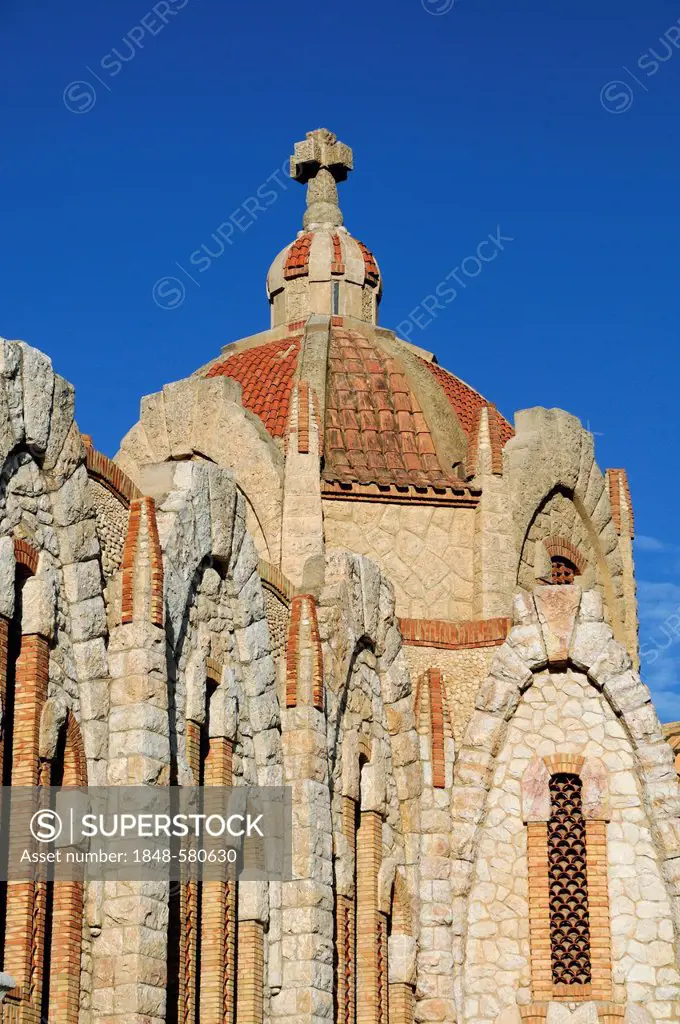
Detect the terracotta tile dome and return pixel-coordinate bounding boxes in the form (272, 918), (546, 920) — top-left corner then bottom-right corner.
(204, 323), (513, 494)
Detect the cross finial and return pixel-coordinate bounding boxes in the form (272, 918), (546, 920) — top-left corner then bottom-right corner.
(290, 129), (354, 230)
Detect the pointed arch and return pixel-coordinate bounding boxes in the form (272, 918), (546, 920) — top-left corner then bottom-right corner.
(450, 585), (680, 1021)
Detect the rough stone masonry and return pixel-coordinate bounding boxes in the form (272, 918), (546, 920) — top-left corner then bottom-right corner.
(0, 130), (677, 1024)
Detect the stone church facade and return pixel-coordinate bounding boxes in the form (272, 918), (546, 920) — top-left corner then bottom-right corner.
(0, 129), (677, 1024)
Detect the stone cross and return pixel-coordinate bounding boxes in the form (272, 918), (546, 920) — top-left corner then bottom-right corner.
(290, 129), (353, 230)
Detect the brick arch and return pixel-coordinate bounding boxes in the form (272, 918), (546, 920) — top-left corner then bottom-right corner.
(83, 437), (140, 508)
(543, 535), (587, 576)
(38, 703), (88, 787)
(63, 711), (88, 787)
(258, 559), (293, 607)
(13, 538), (38, 576)
(518, 485), (624, 644)
(205, 656), (222, 687)
(504, 409), (628, 650)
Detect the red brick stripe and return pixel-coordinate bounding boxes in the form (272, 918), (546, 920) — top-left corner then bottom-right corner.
(355, 240), (380, 288)
(13, 539), (38, 576)
(487, 405), (505, 475)
(544, 536), (587, 575)
(322, 479), (480, 507)
(258, 559), (293, 606)
(146, 499), (164, 628)
(607, 468), (634, 538)
(428, 668), (446, 789)
(121, 498), (164, 627)
(283, 233), (313, 279)
(286, 595), (324, 709)
(298, 381), (310, 454)
(331, 233), (345, 275)
(84, 441), (140, 506)
(121, 501), (141, 624)
(399, 616), (510, 650)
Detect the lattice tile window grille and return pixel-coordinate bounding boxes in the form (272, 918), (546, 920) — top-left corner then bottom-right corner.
(548, 773), (592, 987)
(550, 556), (578, 586)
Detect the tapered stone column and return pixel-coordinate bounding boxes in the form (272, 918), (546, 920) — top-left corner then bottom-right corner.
(91, 498), (170, 1024)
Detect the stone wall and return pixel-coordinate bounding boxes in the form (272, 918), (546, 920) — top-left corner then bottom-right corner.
(462, 667), (678, 1022)
(322, 500), (475, 620)
(449, 585), (680, 1024)
(403, 644), (495, 743)
(0, 338), (115, 1022)
(504, 409), (631, 650)
(89, 478), (129, 580)
(517, 488), (597, 592)
(117, 375), (285, 564)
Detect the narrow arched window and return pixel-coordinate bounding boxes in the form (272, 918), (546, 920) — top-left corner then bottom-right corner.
(548, 773), (591, 989)
(524, 755), (613, 1003)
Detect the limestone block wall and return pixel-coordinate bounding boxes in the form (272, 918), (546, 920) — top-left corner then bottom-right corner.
(116, 374), (285, 564)
(317, 552), (423, 1024)
(0, 338), (120, 1023)
(322, 500), (475, 620)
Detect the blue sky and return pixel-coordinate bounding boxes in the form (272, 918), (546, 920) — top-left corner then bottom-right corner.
(1, 0), (679, 717)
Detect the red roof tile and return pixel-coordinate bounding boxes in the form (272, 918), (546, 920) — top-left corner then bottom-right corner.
(422, 359), (513, 475)
(607, 468), (634, 538)
(283, 233), (313, 280)
(324, 328), (459, 489)
(331, 233), (345, 275)
(205, 336), (300, 439)
(356, 240), (380, 288)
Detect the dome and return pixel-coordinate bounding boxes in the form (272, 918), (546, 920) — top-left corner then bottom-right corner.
(203, 128), (514, 496)
(267, 226), (381, 327)
(266, 129), (382, 327)
(205, 324), (513, 494)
